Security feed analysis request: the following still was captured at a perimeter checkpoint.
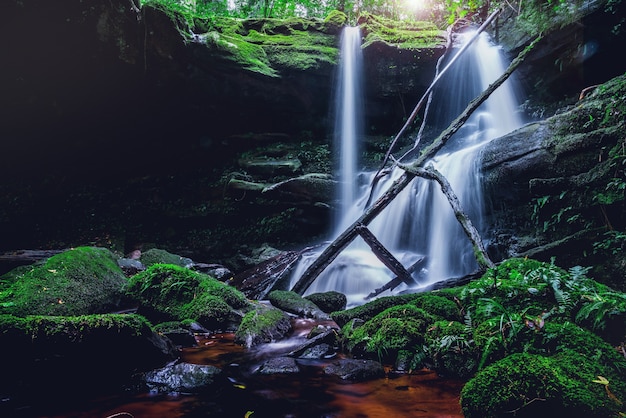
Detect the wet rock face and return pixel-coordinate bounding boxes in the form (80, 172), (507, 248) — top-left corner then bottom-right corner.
(480, 73), (626, 290)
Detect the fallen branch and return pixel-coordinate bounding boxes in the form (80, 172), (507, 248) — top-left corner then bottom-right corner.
(290, 35), (542, 296)
(366, 7), (503, 207)
(365, 256), (426, 300)
(393, 161), (495, 270)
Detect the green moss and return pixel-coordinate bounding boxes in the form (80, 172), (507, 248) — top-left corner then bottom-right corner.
(461, 352), (626, 418)
(331, 293), (423, 327)
(343, 304), (435, 361)
(125, 264), (251, 328)
(425, 320), (477, 378)
(143, 4), (339, 76)
(0, 313), (153, 343)
(140, 248), (192, 268)
(0, 247), (127, 317)
(234, 304), (291, 347)
(324, 10), (347, 27)
(359, 13), (445, 50)
(410, 293), (462, 321)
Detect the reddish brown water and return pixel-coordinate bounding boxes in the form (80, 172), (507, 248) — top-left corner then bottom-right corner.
(30, 323), (464, 418)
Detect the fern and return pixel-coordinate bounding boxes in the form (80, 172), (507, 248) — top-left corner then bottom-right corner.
(575, 291), (626, 331)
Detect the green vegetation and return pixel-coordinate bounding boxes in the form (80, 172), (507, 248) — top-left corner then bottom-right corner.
(461, 352), (626, 417)
(359, 13), (445, 50)
(333, 258), (626, 416)
(125, 263), (252, 329)
(140, 0), (612, 33)
(0, 313), (154, 343)
(0, 247), (127, 317)
(139, 248), (193, 268)
(234, 304), (292, 347)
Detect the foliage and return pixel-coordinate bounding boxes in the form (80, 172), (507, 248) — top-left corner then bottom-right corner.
(359, 12), (445, 49)
(0, 313), (154, 343)
(461, 352), (626, 418)
(424, 320), (477, 377)
(342, 304), (436, 361)
(0, 247), (127, 317)
(125, 264), (251, 329)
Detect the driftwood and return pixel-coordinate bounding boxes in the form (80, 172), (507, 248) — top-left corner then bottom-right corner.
(0, 249), (65, 263)
(395, 162), (495, 270)
(355, 223), (416, 286)
(365, 255), (427, 300)
(291, 35), (543, 296)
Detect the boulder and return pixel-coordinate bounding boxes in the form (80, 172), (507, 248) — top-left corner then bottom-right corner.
(324, 359), (385, 381)
(0, 247), (127, 316)
(144, 362), (223, 393)
(234, 304), (292, 348)
(268, 290), (330, 320)
(255, 356), (301, 375)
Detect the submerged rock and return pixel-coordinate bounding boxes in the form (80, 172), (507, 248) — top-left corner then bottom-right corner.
(324, 359), (385, 381)
(255, 356), (300, 375)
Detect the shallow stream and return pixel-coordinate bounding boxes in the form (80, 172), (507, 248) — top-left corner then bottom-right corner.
(37, 318), (463, 418)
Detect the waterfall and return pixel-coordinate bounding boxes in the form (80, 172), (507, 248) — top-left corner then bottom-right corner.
(333, 26), (363, 231)
(289, 29), (523, 307)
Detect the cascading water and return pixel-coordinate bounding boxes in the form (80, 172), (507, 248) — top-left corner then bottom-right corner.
(334, 26), (363, 229)
(290, 29), (524, 307)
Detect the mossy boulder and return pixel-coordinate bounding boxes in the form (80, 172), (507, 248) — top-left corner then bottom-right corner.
(331, 293), (424, 327)
(268, 290), (329, 320)
(0, 247), (127, 316)
(409, 293), (462, 321)
(125, 264), (252, 330)
(304, 291), (347, 313)
(342, 304), (436, 362)
(461, 352), (626, 418)
(0, 313), (176, 397)
(234, 303), (292, 348)
(424, 320), (477, 378)
(139, 248), (193, 268)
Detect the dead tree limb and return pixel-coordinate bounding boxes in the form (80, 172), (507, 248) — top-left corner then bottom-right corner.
(290, 35), (542, 296)
(365, 256), (427, 300)
(355, 223), (416, 286)
(395, 162), (495, 270)
(366, 7), (503, 207)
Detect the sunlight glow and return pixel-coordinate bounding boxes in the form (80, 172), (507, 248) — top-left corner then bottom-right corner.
(404, 0), (426, 11)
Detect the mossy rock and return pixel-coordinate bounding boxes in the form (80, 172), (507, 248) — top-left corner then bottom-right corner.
(234, 303), (292, 348)
(0, 313), (176, 396)
(139, 248), (193, 268)
(0, 247), (127, 316)
(331, 293), (422, 327)
(268, 290), (329, 319)
(425, 320), (477, 378)
(461, 352), (626, 418)
(125, 264), (252, 330)
(342, 304), (436, 361)
(358, 13), (445, 50)
(409, 293), (462, 321)
(304, 291), (347, 313)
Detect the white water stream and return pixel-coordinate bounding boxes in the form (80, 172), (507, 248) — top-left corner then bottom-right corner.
(289, 29), (524, 307)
